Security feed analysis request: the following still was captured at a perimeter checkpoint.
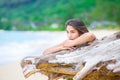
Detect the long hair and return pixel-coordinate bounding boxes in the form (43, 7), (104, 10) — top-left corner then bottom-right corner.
(66, 19), (89, 34)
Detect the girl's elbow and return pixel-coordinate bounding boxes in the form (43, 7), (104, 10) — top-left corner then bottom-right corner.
(88, 33), (96, 41)
(43, 50), (48, 55)
(43, 49), (50, 55)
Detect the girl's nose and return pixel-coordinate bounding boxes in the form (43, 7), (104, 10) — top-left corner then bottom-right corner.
(68, 34), (72, 40)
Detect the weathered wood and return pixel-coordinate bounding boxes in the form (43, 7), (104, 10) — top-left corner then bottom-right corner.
(21, 32), (120, 80)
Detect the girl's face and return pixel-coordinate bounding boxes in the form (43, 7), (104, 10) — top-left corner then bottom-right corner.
(66, 25), (81, 40)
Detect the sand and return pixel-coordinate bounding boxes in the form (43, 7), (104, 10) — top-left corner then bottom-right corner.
(91, 29), (118, 39)
(0, 30), (119, 80)
(0, 61), (48, 80)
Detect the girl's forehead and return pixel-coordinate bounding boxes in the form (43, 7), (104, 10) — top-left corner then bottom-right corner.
(66, 25), (76, 30)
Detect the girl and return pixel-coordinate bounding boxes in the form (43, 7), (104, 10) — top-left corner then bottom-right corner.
(43, 19), (96, 55)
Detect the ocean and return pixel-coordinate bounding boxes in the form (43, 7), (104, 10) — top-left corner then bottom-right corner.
(0, 31), (66, 64)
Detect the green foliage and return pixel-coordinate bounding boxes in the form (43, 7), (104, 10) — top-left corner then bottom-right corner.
(91, 0), (120, 25)
(65, 78), (73, 80)
(96, 24), (120, 30)
(0, 0), (119, 31)
(0, 18), (12, 30)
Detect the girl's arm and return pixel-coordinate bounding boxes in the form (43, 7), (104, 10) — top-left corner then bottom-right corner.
(43, 41), (74, 55)
(43, 44), (62, 55)
(63, 32), (96, 47)
(43, 32), (96, 55)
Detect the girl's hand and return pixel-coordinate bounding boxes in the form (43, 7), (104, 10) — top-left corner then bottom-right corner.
(60, 41), (76, 50)
(61, 46), (76, 50)
(63, 39), (74, 47)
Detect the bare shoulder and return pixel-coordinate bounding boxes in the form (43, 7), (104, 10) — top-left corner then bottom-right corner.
(85, 32), (95, 37)
(83, 32), (96, 41)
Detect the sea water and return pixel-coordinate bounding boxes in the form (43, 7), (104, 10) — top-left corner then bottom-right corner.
(0, 31), (66, 65)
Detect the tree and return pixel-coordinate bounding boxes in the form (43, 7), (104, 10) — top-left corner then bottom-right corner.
(92, 0), (120, 25)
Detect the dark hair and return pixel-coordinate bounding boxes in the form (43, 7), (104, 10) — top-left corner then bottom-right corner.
(65, 19), (89, 34)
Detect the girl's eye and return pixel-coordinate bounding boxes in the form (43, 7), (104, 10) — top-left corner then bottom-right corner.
(71, 31), (75, 33)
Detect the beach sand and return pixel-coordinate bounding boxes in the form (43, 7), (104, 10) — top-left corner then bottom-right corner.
(0, 61), (48, 80)
(91, 29), (118, 39)
(0, 30), (119, 80)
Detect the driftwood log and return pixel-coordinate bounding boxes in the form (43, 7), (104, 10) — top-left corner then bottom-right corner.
(21, 32), (120, 80)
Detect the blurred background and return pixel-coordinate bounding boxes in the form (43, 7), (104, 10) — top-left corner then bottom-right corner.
(0, 0), (120, 31)
(0, 0), (120, 80)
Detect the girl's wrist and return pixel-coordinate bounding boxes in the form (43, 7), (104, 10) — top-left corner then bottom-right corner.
(59, 45), (64, 50)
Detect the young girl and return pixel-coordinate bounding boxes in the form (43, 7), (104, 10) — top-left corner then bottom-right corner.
(43, 19), (96, 55)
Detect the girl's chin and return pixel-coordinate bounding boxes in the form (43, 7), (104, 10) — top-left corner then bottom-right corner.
(69, 38), (77, 40)
(68, 37), (78, 40)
